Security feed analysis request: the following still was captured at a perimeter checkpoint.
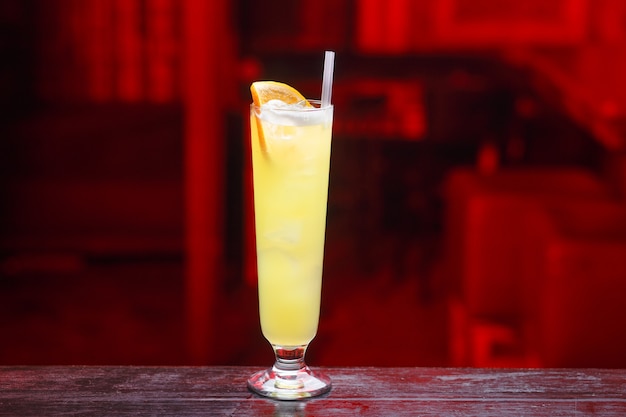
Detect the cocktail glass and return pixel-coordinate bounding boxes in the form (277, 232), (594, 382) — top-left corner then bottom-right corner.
(247, 99), (333, 400)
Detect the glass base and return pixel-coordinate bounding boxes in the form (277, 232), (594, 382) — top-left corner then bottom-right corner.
(247, 365), (331, 400)
(247, 345), (331, 400)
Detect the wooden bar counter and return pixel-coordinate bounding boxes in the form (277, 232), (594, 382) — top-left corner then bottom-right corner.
(1, 366), (625, 416)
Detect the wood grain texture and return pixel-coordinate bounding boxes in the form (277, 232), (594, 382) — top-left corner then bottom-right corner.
(1, 366), (625, 416)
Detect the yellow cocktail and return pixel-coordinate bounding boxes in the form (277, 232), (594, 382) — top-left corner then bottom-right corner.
(247, 81), (333, 400)
(252, 101), (332, 346)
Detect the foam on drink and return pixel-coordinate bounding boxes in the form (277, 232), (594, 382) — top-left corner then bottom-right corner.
(258, 99), (332, 128)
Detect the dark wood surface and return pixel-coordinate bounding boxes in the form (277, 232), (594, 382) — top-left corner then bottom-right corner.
(1, 366), (626, 416)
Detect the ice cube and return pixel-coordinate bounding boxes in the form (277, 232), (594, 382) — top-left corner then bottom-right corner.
(264, 99), (292, 109)
(257, 248), (298, 280)
(264, 222), (302, 244)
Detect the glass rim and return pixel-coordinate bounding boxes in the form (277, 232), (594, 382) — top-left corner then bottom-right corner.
(250, 99), (333, 112)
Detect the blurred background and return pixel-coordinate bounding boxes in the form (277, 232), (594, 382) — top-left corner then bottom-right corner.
(2, 0), (626, 368)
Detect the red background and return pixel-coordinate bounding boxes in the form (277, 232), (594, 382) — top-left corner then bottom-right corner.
(2, 0), (626, 368)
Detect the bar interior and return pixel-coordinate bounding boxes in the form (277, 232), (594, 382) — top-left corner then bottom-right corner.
(2, 0), (626, 370)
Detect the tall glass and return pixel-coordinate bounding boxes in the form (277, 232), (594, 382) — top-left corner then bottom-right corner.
(247, 99), (333, 400)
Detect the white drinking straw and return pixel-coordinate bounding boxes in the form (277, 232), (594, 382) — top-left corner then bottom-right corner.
(321, 51), (335, 108)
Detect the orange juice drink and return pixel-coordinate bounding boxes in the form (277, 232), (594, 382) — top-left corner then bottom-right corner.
(250, 97), (333, 347)
(247, 74), (334, 400)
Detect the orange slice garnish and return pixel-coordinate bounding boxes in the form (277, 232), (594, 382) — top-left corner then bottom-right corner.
(250, 81), (312, 156)
(251, 81), (312, 107)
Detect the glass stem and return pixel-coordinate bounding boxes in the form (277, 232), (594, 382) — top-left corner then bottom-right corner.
(272, 345), (308, 389)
